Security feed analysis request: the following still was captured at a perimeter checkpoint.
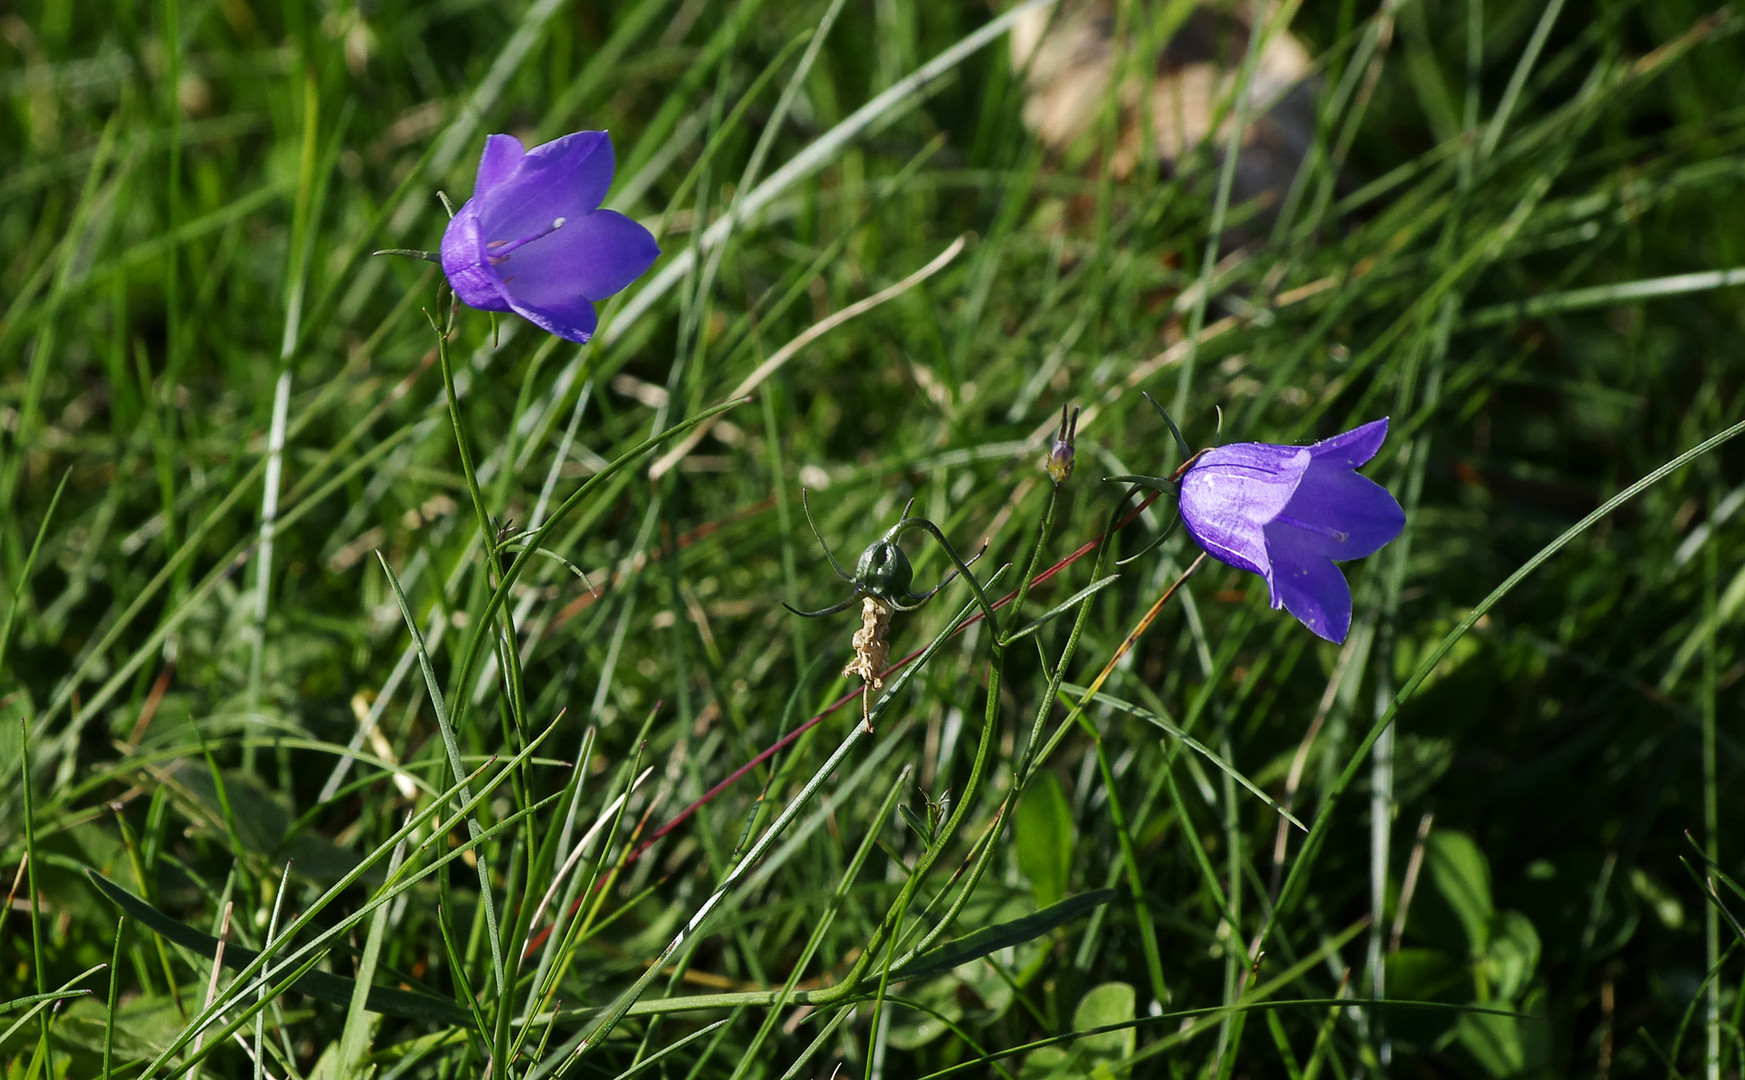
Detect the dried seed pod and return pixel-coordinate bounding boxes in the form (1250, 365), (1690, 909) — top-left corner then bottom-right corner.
(784, 491), (1002, 730)
(842, 596), (894, 732)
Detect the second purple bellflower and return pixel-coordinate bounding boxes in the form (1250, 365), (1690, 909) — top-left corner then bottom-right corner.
(1177, 418), (1405, 643)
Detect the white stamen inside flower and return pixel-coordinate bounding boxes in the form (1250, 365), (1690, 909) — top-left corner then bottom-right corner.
(1274, 513), (1349, 543)
(486, 217), (567, 265)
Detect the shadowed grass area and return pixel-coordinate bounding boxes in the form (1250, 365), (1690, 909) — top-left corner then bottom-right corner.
(3, 1), (1744, 1077)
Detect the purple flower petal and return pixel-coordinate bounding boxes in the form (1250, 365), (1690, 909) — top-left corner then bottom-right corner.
(1177, 443), (1309, 579)
(1268, 467), (1404, 561)
(477, 131), (615, 246)
(501, 209), (660, 303)
(473, 134), (526, 204)
(525, 130), (615, 206)
(1308, 417), (1389, 468)
(439, 203), (511, 312)
(506, 292), (600, 345)
(1265, 539), (1353, 643)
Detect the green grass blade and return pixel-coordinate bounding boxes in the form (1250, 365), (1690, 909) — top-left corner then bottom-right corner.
(891, 889), (1119, 983)
(87, 874), (467, 1025)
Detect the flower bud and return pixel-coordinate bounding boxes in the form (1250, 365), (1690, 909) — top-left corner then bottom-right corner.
(1044, 404), (1079, 485)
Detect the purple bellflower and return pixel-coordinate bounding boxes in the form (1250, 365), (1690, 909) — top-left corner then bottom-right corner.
(440, 131), (658, 344)
(1177, 418), (1404, 644)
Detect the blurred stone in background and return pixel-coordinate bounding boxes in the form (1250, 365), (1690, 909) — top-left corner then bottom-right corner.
(1010, 1), (1318, 215)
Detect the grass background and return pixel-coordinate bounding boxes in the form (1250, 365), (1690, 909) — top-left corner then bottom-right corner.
(4, 0), (1745, 1076)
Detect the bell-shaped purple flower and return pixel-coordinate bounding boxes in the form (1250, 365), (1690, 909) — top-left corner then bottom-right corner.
(1177, 418), (1405, 643)
(440, 131), (658, 344)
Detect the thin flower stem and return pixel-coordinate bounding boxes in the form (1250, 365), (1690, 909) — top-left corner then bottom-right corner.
(1012, 543), (1209, 1010)
(1033, 553), (1210, 771)
(895, 482), (1102, 964)
(827, 628), (1005, 1012)
(999, 479), (1060, 641)
(888, 494), (1133, 973)
(432, 293), (512, 1029)
(893, 492), (1136, 968)
(1016, 490), (1135, 777)
(891, 796), (1011, 977)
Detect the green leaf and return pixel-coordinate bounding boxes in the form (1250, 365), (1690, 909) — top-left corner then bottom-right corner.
(1517, 985), (1554, 1073)
(1680, 852), (1745, 945)
(1018, 1045), (1072, 1080)
(891, 889), (1118, 983)
(49, 994), (180, 1060)
(1690, 842), (1745, 907)
(1016, 771), (1073, 908)
(1424, 831), (1494, 955)
(1628, 865), (1686, 930)
(87, 873), (467, 1025)
(1073, 981), (1136, 1067)
(881, 976), (963, 1051)
(158, 763), (385, 887)
(1456, 992), (1547, 1080)
(1383, 947), (1469, 1002)
(898, 802), (934, 845)
(1482, 910), (1541, 1002)
(1456, 1008), (1525, 1078)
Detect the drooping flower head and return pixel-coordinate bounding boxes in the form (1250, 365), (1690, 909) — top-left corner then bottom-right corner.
(440, 131), (658, 344)
(1177, 418), (1405, 643)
